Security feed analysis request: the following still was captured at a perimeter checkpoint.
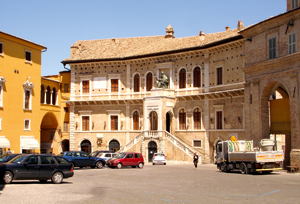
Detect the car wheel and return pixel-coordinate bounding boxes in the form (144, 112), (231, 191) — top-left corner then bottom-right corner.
(3, 171), (13, 184)
(152, 163), (155, 165)
(39, 180), (47, 183)
(138, 162), (144, 169)
(240, 163), (248, 174)
(164, 163), (166, 165)
(116, 163), (122, 169)
(96, 161), (104, 169)
(131, 166), (136, 168)
(52, 172), (63, 184)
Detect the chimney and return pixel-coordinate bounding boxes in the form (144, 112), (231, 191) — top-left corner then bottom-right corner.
(165, 25), (175, 39)
(199, 31), (205, 36)
(237, 20), (244, 31)
(225, 26), (230, 31)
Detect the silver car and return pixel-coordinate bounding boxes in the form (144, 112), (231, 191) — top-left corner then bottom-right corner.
(152, 153), (166, 165)
(97, 153), (117, 163)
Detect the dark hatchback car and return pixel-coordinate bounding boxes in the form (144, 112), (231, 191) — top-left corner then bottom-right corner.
(61, 151), (106, 169)
(0, 154), (74, 184)
(0, 154), (22, 163)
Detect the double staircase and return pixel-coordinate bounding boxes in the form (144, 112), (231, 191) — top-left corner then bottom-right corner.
(118, 130), (207, 164)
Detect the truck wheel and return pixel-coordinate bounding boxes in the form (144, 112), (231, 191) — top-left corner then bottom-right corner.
(240, 163), (248, 174)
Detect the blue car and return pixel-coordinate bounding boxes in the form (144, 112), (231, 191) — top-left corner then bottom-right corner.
(61, 151), (106, 169)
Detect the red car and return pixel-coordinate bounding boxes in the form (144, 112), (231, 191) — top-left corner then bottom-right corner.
(107, 152), (144, 169)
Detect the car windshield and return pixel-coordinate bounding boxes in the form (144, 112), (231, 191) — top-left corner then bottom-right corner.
(155, 154), (164, 157)
(114, 153), (126, 159)
(9, 155), (28, 164)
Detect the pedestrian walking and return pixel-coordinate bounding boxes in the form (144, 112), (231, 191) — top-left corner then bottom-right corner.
(193, 153), (198, 169)
(6, 148), (12, 154)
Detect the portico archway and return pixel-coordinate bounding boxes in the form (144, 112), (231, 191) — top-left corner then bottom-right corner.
(81, 140), (91, 153)
(148, 141), (157, 162)
(262, 82), (291, 167)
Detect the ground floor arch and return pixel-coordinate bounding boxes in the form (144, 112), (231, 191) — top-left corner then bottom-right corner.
(61, 139), (70, 152)
(40, 112), (59, 154)
(81, 140), (91, 153)
(109, 139), (120, 152)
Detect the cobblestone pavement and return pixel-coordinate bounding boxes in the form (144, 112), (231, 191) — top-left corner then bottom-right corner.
(0, 163), (300, 204)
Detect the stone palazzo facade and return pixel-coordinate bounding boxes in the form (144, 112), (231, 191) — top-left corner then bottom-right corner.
(62, 0), (300, 166)
(62, 22), (246, 164)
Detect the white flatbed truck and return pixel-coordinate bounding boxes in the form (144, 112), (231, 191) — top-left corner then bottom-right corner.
(215, 139), (284, 174)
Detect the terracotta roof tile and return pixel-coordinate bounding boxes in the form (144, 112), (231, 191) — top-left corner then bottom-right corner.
(63, 29), (241, 62)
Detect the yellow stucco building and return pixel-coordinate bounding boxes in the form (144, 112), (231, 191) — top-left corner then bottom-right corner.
(0, 31), (46, 154)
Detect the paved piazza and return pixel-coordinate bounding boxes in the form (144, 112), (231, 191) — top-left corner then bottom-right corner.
(1, 163), (300, 204)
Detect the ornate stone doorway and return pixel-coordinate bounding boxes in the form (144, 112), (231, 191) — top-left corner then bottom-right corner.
(148, 141), (157, 162)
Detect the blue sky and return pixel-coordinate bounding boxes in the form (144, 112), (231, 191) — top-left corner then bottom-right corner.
(1, 0), (286, 76)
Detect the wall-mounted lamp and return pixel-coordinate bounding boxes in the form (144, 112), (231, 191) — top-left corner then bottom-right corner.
(238, 117), (242, 123)
(224, 118), (227, 124)
(92, 122), (94, 129)
(75, 122), (78, 129)
(210, 118), (213, 123)
(121, 121), (124, 130)
(104, 121), (106, 129)
(58, 126), (61, 134)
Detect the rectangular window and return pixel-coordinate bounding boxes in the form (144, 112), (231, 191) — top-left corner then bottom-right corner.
(24, 90), (31, 109)
(216, 67), (223, 85)
(289, 33), (297, 54)
(63, 122), (69, 132)
(111, 79), (118, 92)
(82, 81), (89, 94)
(25, 51), (32, 62)
(0, 43), (3, 54)
(82, 116), (90, 131)
(193, 140), (202, 148)
(24, 119), (30, 131)
(216, 111), (223, 129)
(292, 0), (299, 9)
(64, 84), (69, 93)
(111, 116), (118, 130)
(269, 37), (277, 59)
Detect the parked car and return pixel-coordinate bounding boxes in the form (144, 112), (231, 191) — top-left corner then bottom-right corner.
(0, 154), (74, 184)
(97, 153), (117, 164)
(107, 152), (144, 169)
(61, 151), (106, 169)
(90, 150), (115, 158)
(152, 153), (166, 165)
(0, 154), (22, 163)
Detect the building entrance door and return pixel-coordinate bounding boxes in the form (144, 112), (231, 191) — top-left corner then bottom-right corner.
(148, 141), (157, 162)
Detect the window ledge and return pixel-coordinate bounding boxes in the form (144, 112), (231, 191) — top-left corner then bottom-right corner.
(25, 60), (32, 65)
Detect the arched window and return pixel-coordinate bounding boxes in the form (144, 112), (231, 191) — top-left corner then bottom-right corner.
(179, 69), (186, 89)
(40, 85), (45, 103)
(46, 86), (51, 104)
(133, 111), (139, 130)
(149, 111), (158, 130)
(193, 108), (201, 129)
(179, 109), (186, 130)
(193, 67), (201, 88)
(134, 74), (140, 92)
(146, 72), (153, 91)
(52, 87), (56, 105)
